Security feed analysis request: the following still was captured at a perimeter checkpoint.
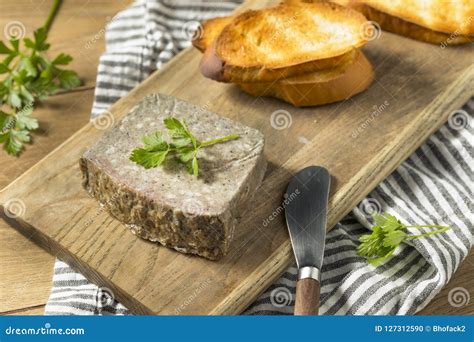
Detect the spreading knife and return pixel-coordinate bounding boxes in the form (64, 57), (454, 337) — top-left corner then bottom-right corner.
(284, 166), (331, 315)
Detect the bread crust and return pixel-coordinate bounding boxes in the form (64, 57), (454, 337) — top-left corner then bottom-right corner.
(363, 0), (474, 36)
(192, 16), (233, 53)
(194, 2), (374, 105)
(239, 51), (374, 107)
(200, 44), (358, 83)
(207, 2), (368, 82)
(195, 12), (360, 83)
(361, 5), (474, 46)
(365, 4), (471, 45)
(335, 0), (474, 37)
(336, 1), (473, 45)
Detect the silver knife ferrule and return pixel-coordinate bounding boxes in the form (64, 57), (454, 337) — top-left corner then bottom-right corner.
(298, 266), (320, 281)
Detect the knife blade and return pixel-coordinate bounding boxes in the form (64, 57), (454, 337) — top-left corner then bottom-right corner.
(284, 166), (330, 315)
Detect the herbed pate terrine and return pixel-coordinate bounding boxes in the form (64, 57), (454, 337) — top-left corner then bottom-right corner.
(80, 93), (266, 260)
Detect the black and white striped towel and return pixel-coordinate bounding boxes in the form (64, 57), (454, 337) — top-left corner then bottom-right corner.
(45, 0), (473, 315)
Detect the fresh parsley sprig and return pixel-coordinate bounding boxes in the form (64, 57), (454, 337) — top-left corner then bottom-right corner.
(0, 0), (81, 156)
(357, 212), (449, 265)
(130, 117), (239, 177)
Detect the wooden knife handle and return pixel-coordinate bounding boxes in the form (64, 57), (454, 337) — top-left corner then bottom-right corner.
(294, 278), (320, 315)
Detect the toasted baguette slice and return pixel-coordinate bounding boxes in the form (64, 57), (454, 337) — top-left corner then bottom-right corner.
(200, 42), (358, 84)
(359, 4), (472, 45)
(239, 51), (373, 107)
(334, 0), (473, 45)
(362, 0), (474, 36)
(193, 16), (233, 52)
(201, 2), (368, 83)
(195, 15), (358, 83)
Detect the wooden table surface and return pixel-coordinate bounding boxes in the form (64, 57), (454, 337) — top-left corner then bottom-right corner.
(0, 0), (472, 316)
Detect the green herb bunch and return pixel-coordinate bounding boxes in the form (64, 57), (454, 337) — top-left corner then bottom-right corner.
(130, 117), (239, 177)
(357, 212), (449, 264)
(0, 0), (81, 156)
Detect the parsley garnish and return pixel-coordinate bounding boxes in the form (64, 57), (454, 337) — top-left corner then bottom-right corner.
(357, 212), (449, 265)
(0, 0), (81, 156)
(130, 117), (239, 177)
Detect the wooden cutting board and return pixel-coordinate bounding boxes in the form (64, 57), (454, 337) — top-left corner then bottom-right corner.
(1, 0), (473, 315)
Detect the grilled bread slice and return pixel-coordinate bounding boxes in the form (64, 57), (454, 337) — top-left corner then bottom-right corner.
(363, 0), (474, 36)
(193, 14), (357, 68)
(199, 2), (369, 83)
(193, 10), (373, 107)
(335, 0), (473, 45)
(239, 50), (373, 107)
(200, 41), (358, 84)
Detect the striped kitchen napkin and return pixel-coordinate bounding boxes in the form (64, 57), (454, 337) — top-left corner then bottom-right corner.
(44, 0), (473, 315)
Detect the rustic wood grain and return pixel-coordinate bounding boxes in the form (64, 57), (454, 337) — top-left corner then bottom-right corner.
(0, 222), (54, 312)
(0, 90), (94, 188)
(294, 279), (320, 316)
(0, 90), (94, 314)
(0, 0), (130, 90)
(4, 306), (46, 316)
(0, 0), (132, 315)
(418, 248), (474, 315)
(1, 14), (472, 315)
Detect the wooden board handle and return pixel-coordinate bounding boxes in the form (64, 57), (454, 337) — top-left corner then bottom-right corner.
(294, 278), (320, 315)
